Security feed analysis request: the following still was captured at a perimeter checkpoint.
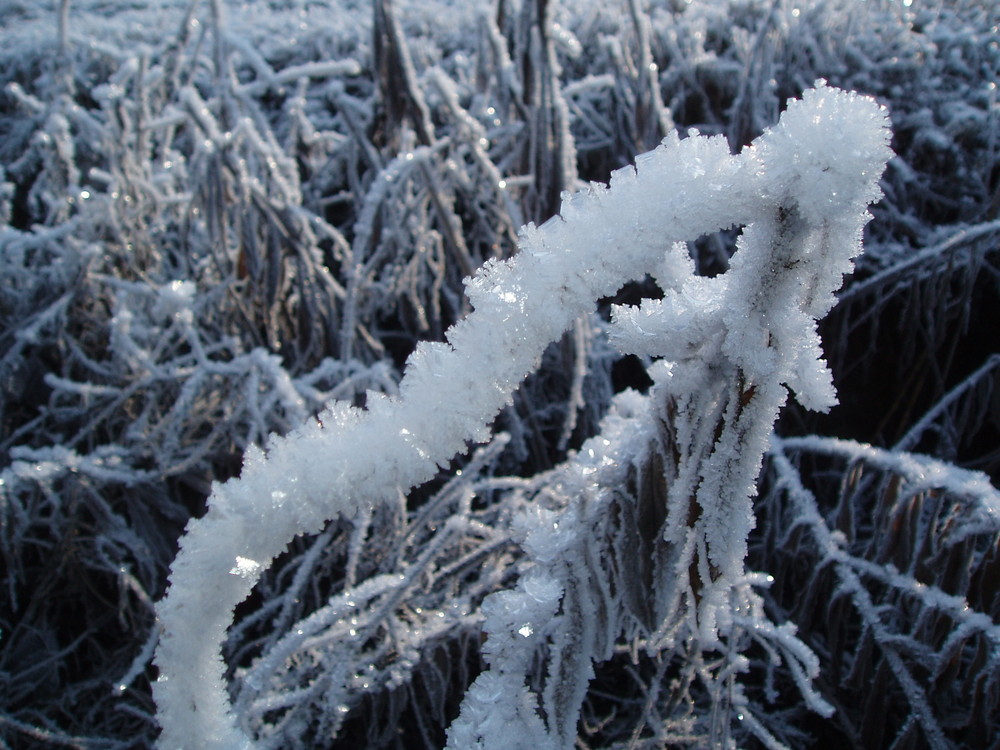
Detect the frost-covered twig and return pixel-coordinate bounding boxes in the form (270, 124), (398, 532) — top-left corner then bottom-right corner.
(154, 83), (890, 748)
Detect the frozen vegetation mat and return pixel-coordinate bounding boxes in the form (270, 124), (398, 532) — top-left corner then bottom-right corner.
(0, 1), (998, 748)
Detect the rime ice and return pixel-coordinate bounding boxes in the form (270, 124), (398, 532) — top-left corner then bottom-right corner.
(154, 84), (891, 749)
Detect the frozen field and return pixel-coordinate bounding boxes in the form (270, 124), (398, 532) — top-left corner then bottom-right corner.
(1, 1), (998, 748)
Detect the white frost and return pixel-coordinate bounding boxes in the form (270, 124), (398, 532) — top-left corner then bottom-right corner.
(154, 84), (891, 749)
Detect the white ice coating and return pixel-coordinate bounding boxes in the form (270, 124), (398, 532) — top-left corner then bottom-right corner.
(153, 83), (891, 749)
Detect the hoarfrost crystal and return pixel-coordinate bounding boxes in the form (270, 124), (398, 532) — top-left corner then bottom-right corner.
(154, 84), (891, 749)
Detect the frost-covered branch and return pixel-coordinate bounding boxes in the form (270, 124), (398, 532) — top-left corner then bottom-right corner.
(154, 83), (889, 749)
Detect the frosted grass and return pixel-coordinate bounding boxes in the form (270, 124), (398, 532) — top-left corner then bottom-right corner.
(1, 1), (997, 748)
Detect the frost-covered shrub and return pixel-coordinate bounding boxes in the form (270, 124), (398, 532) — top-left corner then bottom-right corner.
(1, 1), (998, 749)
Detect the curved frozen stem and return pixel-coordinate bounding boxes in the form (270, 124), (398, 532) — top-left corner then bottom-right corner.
(153, 84), (891, 748)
